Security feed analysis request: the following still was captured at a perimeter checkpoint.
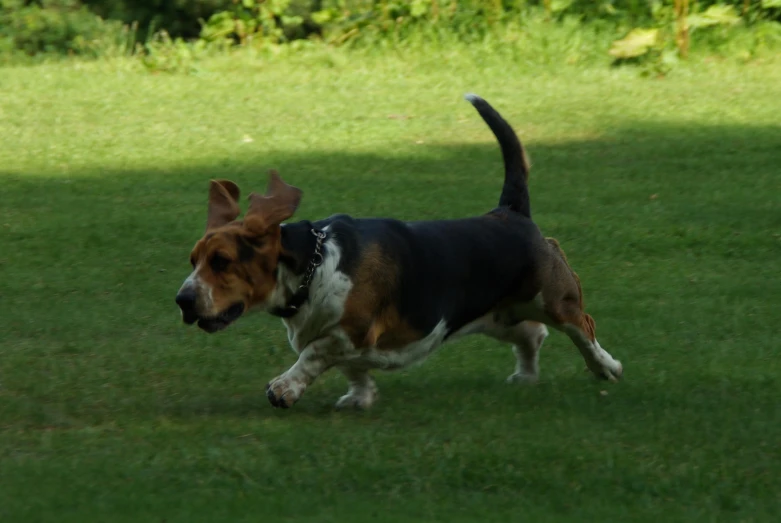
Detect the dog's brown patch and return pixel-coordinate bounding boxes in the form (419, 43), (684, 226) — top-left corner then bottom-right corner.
(189, 172), (302, 317)
(189, 223), (284, 314)
(206, 179), (241, 231)
(540, 237), (597, 340)
(340, 244), (422, 349)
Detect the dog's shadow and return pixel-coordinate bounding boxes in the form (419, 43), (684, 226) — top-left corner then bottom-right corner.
(159, 364), (778, 442)
(161, 368), (623, 422)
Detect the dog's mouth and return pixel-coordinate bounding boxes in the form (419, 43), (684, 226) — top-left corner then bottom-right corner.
(181, 308), (199, 325)
(195, 303), (245, 333)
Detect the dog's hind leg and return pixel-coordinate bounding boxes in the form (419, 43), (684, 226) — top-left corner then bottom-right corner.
(509, 321), (549, 383)
(538, 238), (623, 382)
(553, 312), (623, 382)
(491, 321), (549, 384)
(538, 289), (623, 382)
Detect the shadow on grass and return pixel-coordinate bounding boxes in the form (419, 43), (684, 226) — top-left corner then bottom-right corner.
(160, 368), (779, 424)
(1, 122), (780, 426)
(2, 121), (779, 227)
(1, 126), (778, 282)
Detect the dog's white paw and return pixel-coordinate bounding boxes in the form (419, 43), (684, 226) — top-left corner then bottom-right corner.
(587, 359), (623, 382)
(335, 393), (375, 410)
(506, 372), (539, 385)
(335, 383), (377, 410)
(266, 374), (307, 409)
(601, 360), (623, 382)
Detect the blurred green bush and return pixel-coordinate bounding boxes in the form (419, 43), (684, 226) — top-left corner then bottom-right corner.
(1, 0), (780, 65)
(83, 0), (233, 39)
(0, 0), (130, 57)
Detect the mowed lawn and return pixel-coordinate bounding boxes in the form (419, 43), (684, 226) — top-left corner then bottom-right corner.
(1, 50), (780, 522)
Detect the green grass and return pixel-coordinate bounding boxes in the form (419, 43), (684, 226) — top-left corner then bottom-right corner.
(1, 48), (780, 522)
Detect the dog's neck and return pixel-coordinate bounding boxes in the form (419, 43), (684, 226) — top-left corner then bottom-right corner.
(267, 221), (326, 318)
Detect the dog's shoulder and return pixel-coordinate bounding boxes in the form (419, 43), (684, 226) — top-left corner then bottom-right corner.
(313, 214), (411, 277)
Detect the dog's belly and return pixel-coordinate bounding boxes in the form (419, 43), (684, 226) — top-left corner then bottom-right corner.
(450, 293), (549, 340)
(351, 296), (549, 371)
(357, 319), (450, 370)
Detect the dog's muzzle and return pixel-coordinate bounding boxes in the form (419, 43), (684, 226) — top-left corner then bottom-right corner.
(194, 302), (245, 333)
(175, 289), (245, 334)
(175, 288), (199, 325)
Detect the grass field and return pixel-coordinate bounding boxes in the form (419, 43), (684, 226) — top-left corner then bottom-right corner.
(1, 48), (780, 522)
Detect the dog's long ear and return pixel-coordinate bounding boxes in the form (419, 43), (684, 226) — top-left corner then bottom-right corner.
(244, 170), (302, 233)
(206, 179), (241, 231)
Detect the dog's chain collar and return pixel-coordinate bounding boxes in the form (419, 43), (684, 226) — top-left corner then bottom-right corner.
(298, 229), (327, 292)
(269, 228), (327, 318)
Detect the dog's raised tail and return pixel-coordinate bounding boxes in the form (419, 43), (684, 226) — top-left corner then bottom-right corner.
(464, 93), (531, 218)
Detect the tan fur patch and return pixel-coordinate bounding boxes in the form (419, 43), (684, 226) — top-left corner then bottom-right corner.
(541, 237), (597, 341)
(340, 244), (422, 349)
(521, 148), (532, 181)
(188, 171), (303, 318)
(190, 222), (283, 315)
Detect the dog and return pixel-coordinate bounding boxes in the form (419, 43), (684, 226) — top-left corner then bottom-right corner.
(175, 94), (623, 410)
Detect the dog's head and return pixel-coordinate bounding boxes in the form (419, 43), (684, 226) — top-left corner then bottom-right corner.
(175, 171), (302, 333)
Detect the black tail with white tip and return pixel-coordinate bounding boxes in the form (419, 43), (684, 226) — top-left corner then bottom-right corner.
(464, 93), (531, 218)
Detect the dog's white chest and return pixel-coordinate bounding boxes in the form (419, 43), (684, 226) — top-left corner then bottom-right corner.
(281, 241), (353, 353)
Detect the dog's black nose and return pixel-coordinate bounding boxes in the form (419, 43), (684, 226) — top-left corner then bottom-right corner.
(175, 289), (197, 312)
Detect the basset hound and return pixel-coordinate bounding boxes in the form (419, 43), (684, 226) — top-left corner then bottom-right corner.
(175, 94), (623, 410)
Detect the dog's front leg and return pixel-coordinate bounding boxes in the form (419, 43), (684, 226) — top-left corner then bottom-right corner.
(265, 334), (350, 409)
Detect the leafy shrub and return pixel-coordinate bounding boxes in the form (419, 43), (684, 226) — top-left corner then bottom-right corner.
(604, 1), (781, 75)
(83, 0), (233, 40)
(0, 0), (131, 58)
(2, 0), (780, 71)
(199, 0), (320, 45)
(194, 0), (781, 51)
(140, 29), (207, 73)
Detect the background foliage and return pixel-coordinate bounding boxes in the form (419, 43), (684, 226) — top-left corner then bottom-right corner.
(1, 1), (781, 69)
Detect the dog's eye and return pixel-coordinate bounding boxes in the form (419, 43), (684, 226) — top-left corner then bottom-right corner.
(210, 253), (230, 273)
